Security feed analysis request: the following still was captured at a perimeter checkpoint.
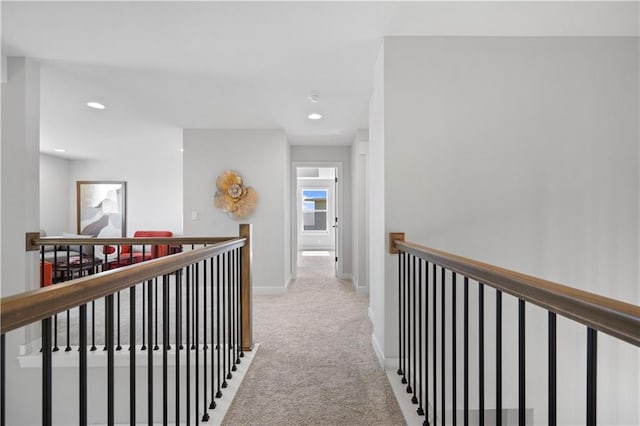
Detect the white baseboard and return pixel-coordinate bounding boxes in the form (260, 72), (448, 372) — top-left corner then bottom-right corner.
(350, 276), (368, 293)
(338, 272), (353, 281)
(367, 306), (374, 324)
(371, 333), (385, 369)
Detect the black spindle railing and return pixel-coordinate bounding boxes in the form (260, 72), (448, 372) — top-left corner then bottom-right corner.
(389, 233), (640, 426)
(1, 227), (253, 425)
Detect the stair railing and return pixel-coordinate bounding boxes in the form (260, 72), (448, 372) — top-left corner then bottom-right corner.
(1, 224), (253, 425)
(389, 232), (639, 426)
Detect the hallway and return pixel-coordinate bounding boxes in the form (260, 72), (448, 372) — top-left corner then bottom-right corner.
(222, 252), (404, 425)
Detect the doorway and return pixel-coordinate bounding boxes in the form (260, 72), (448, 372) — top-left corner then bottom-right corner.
(292, 165), (341, 278)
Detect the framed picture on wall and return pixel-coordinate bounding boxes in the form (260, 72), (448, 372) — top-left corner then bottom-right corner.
(76, 181), (127, 237)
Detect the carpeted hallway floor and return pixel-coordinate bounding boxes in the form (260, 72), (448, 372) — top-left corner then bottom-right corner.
(222, 252), (405, 426)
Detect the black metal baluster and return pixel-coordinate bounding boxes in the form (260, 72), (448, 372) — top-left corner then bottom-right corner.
(549, 312), (557, 426)
(154, 278), (160, 351)
(79, 304), (87, 426)
(398, 251), (404, 379)
(148, 279), (154, 425)
(417, 259), (424, 417)
(142, 281), (147, 351)
(235, 249), (241, 365)
(42, 317), (52, 426)
(232, 249), (239, 370)
(65, 309), (71, 351)
(116, 292), (122, 351)
(496, 290), (502, 426)
(452, 272), (457, 426)
(425, 261), (430, 425)
(176, 269), (182, 425)
(586, 328), (597, 426)
(518, 299), (525, 426)
(55, 248), (67, 353)
(91, 300), (97, 351)
(202, 258), (210, 422)
(412, 256), (417, 403)
(432, 263), (437, 425)
(227, 252), (233, 382)
(464, 277), (469, 426)
(210, 257), (217, 410)
(441, 267), (446, 426)
(163, 275), (169, 426)
(65, 306), (71, 351)
(191, 254), (197, 351)
(216, 254), (223, 398)
(222, 253), (228, 389)
(196, 262), (201, 426)
(1, 334), (5, 426)
(106, 295), (115, 426)
(479, 283), (485, 426)
(179, 270), (184, 351)
(186, 265), (191, 425)
(129, 287), (136, 426)
(406, 254), (412, 394)
(239, 248), (244, 359)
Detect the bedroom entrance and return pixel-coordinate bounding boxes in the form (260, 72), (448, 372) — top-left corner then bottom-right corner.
(295, 166), (339, 278)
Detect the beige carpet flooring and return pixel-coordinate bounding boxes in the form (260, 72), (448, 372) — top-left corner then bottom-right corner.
(222, 252), (405, 426)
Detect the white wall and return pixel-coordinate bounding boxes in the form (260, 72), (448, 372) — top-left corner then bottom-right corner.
(351, 130), (369, 292)
(372, 36), (639, 425)
(183, 129), (290, 292)
(68, 156), (183, 236)
(1, 57), (43, 425)
(368, 46), (386, 362)
(290, 145), (352, 278)
(40, 154), (70, 235)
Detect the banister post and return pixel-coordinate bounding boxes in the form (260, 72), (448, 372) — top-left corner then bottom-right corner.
(388, 232), (405, 254)
(239, 224), (254, 351)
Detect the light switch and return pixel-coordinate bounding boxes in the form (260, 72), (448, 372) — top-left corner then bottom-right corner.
(191, 211), (199, 220)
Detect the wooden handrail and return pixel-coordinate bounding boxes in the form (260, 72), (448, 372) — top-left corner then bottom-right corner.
(1, 238), (246, 335)
(391, 236), (640, 347)
(27, 235), (235, 250)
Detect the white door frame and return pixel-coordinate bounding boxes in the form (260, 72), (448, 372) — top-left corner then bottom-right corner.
(291, 161), (344, 279)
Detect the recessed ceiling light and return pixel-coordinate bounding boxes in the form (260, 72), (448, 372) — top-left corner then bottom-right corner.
(87, 101), (106, 110)
(309, 93), (320, 103)
(180, 148), (184, 152)
(53, 148), (66, 153)
(308, 113), (322, 120)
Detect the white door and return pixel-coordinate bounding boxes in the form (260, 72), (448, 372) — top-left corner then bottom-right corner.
(333, 172), (339, 277)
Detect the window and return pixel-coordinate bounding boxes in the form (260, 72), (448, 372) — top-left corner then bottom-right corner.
(302, 189), (328, 231)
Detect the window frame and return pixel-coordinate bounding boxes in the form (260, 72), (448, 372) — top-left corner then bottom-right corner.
(300, 187), (329, 233)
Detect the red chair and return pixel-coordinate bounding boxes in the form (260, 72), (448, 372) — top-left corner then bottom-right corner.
(107, 230), (173, 269)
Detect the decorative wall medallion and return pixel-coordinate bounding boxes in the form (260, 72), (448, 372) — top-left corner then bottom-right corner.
(214, 170), (257, 219)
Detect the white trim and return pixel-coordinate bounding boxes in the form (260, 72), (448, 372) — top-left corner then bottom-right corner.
(291, 161), (344, 280)
(386, 369), (429, 426)
(339, 272), (353, 281)
(367, 306), (374, 323)
(371, 333), (385, 369)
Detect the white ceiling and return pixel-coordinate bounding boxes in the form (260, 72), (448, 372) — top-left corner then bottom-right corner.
(2, 1), (637, 160)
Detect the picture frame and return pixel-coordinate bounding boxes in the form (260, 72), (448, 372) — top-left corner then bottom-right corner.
(76, 181), (127, 237)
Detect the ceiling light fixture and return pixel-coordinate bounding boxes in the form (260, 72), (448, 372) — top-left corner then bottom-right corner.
(87, 101), (106, 110)
(308, 113), (323, 120)
(308, 93), (320, 103)
(53, 148), (66, 153)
